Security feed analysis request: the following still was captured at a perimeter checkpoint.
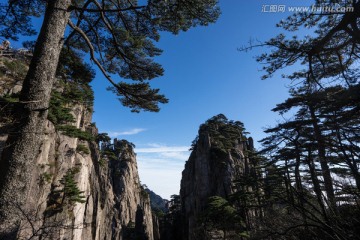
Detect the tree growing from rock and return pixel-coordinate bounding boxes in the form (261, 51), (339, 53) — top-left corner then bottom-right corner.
(0, 0), (220, 238)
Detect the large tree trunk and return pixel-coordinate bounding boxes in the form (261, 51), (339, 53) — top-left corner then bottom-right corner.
(306, 148), (328, 221)
(308, 105), (337, 211)
(0, 0), (71, 238)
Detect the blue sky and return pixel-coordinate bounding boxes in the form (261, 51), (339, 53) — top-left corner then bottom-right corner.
(91, 1), (308, 199)
(6, 0), (317, 199)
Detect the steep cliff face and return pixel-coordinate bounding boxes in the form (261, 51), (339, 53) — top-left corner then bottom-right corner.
(0, 56), (155, 240)
(180, 115), (256, 240)
(106, 139), (154, 240)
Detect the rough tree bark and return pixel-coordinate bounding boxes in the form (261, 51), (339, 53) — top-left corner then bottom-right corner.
(0, 0), (71, 238)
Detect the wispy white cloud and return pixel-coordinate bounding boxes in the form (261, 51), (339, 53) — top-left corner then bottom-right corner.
(159, 151), (189, 161)
(135, 143), (191, 198)
(136, 146), (189, 153)
(146, 143), (163, 148)
(108, 128), (146, 137)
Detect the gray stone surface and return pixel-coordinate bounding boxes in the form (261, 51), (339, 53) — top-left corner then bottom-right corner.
(0, 92), (155, 240)
(180, 131), (253, 240)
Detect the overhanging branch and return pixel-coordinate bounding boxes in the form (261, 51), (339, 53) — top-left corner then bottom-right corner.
(68, 20), (117, 88)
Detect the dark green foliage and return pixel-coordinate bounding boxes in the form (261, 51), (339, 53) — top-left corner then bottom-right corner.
(202, 196), (246, 238)
(57, 125), (95, 141)
(117, 139), (136, 149)
(48, 47), (95, 128)
(1, 48), (94, 129)
(56, 48), (95, 84)
(195, 114), (247, 159)
(39, 172), (53, 185)
(56, 48), (95, 108)
(257, 84), (360, 239)
(206, 196), (237, 221)
(0, 1), (221, 236)
(58, 168), (86, 206)
(159, 194), (182, 240)
(107, 82), (168, 113)
(0, 0), (220, 113)
(98, 158), (107, 167)
(47, 91), (75, 125)
(114, 139), (136, 155)
(96, 132), (111, 144)
(0, 1), (43, 40)
(189, 136), (199, 150)
(261, 165), (287, 203)
(1, 59), (28, 79)
(153, 209), (165, 218)
(140, 185), (149, 198)
(1, 93), (19, 103)
(147, 0), (220, 34)
(98, 138), (137, 164)
(63, 0), (219, 112)
(245, 2), (360, 239)
(98, 137), (118, 161)
(252, 1), (360, 84)
(101, 150), (117, 161)
(168, 194), (181, 213)
(44, 167), (85, 217)
(61, 81), (94, 108)
(76, 144), (90, 155)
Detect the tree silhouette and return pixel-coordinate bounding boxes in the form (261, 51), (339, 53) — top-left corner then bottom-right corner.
(249, 1), (360, 238)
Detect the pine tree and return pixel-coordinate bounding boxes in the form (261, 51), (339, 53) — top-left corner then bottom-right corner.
(0, 0), (220, 237)
(246, 1), (360, 239)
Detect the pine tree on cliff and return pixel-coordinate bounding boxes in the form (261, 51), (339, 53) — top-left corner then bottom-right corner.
(0, 0), (220, 238)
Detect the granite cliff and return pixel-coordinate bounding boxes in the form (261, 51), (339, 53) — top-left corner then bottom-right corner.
(0, 56), (155, 240)
(1, 57), (259, 240)
(180, 114), (259, 240)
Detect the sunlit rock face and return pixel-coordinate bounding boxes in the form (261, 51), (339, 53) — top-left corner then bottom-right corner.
(180, 116), (255, 240)
(0, 108), (155, 240)
(0, 59), (155, 240)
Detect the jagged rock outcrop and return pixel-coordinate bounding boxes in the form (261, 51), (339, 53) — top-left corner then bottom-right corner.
(0, 56), (155, 240)
(107, 139), (154, 240)
(180, 114), (256, 240)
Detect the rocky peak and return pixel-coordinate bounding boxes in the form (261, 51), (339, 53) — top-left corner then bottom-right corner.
(180, 114), (255, 240)
(108, 139), (154, 240)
